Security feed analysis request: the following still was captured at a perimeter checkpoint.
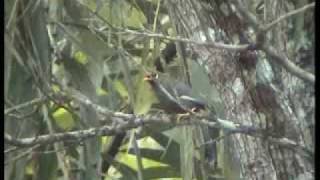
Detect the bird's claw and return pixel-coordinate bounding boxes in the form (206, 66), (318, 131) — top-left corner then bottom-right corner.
(176, 112), (192, 123)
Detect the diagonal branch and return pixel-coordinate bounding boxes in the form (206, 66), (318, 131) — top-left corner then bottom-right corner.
(4, 114), (313, 162)
(262, 45), (315, 83)
(263, 2), (315, 32)
(230, 0), (315, 84)
(5, 97), (46, 115)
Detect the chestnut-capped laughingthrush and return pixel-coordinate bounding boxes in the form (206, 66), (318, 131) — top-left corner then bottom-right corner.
(144, 72), (206, 113)
(144, 72), (217, 169)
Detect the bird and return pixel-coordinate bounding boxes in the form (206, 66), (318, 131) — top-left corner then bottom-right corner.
(144, 72), (207, 114)
(144, 72), (218, 170)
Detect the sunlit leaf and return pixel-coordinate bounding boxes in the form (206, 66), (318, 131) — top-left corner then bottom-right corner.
(113, 80), (129, 99)
(96, 87), (108, 96)
(125, 6), (147, 29)
(118, 153), (167, 170)
(74, 51), (89, 65)
(52, 108), (75, 131)
(25, 160), (35, 175)
(51, 84), (61, 93)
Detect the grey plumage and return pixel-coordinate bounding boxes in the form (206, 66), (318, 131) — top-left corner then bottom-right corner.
(145, 73), (207, 113)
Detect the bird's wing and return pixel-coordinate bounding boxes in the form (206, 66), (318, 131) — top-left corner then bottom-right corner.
(152, 79), (188, 112)
(173, 82), (207, 109)
(173, 82), (192, 97)
(179, 95), (207, 109)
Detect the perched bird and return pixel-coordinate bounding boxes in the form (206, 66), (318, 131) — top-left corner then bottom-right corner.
(144, 72), (218, 170)
(144, 72), (207, 114)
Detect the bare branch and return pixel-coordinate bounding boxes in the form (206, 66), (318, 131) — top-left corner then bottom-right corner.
(4, 114), (312, 161)
(229, 0), (261, 30)
(2, 114), (180, 147)
(61, 20), (249, 51)
(4, 145), (41, 165)
(5, 97), (46, 115)
(109, 29), (250, 51)
(4, 89), (313, 161)
(6, 87), (312, 162)
(263, 2), (315, 32)
(262, 45), (315, 84)
(230, 0), (315, 84)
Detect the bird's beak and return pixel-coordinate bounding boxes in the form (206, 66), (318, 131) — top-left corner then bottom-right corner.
(143, 76), (151, 81)
(144, 73), (157, 81)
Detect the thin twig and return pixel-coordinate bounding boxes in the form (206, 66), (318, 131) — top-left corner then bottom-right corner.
(4, 144), (41, 166)
(133, 132), (144, 180)
(5, 97), (46, 115)
(4, 147), (18, 154)
(229, 0), (261, 30)
(116, 29), (249, 51)
(263, 2), (315, 32)
(262, 45), (315, 84)
(230, 0), (315, 84)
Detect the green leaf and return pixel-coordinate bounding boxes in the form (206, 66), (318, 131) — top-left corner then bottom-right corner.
(36, 153), (58, 180)
(125, 6), (147, 29)
(96, 87), (108, 96)
(74, 51), (89, 65)
(143, 166), (181, 179)
(107, 160), (138, 180)
(52, 108), (75, 131)
(113, 80), (129, 99)
(121, 153), (167, 169)
(134, 73), (157, 115)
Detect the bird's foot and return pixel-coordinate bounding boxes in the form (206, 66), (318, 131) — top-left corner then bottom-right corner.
(176, 112), (192, 123)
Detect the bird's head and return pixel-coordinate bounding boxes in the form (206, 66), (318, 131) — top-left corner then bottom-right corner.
(143, 72), (159, 82)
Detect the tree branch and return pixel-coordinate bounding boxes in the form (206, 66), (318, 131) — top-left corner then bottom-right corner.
(104, 28), (250, 51)
(5, 97), (46, 115)
(61, 21), (250, 51)
(4, 114), (313, 161)
(230, 0), (315, 84)
(262, 45), (315, 83)
(263, 2), (315, 32)
(5, 90), (312, 162)
(229, 0), (261, 30)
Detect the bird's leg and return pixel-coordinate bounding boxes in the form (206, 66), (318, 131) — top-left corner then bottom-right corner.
(176, 107), (211, 123)
(175, 108), (199, 123)
(176, 112), (191, 123)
